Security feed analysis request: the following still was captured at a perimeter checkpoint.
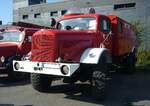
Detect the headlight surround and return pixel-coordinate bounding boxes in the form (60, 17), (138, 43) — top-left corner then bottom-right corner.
(14, 62), (20, 70)
(61, 65), (69, 75)
(0, 56), (5, 63)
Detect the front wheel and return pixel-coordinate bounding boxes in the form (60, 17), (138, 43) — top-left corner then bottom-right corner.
(31, 73), (52, 92)
(90, 60), (109, 100)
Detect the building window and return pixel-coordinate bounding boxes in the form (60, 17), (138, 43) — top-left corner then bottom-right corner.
(50, 11), (58, 17)
(61, 10), (67, 15)
(29, 0), (46, 5)
(22, 15), (28, 20)
(34, 13), (41, 18)
(114, 3), (136, 10)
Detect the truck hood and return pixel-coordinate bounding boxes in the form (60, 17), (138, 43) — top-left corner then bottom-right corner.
(53, 30), (94, 62)
(0, 42), (19, 57)
(32, 29), (94, 62)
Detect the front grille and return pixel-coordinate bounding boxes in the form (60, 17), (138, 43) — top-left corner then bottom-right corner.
(0, 62), (3, 67)
(32, 30), (57, 62)
(0, 61), (6, 68)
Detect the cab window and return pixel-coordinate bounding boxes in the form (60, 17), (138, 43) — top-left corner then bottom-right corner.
(100, 18), (111, 33)
(118, 19), (123, 32)
(58, 17), (96, 30)
(28, 36), (32, 42)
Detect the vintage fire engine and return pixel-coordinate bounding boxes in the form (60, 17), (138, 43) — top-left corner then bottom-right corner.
(0, 22), (47, 80)
(13, 13), (137, 99)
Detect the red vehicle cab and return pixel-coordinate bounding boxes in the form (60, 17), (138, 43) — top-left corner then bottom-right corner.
(13, 13), (137, 99)
(0, 22), (47, 80)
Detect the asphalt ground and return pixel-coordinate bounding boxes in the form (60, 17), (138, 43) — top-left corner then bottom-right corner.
(0, 70), (150, 106)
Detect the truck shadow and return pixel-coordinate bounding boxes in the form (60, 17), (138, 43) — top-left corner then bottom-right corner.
(45, 69), (150, 106)
(0, 77), (30, 87)
(0, 104), (33, 106)
(0, 104), (14, 106)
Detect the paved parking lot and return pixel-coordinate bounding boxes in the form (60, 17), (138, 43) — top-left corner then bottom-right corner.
(0, 71), (150, 106)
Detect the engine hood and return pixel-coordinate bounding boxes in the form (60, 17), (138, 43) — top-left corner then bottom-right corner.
(0, 42), (19, 57)
(53, 30), (94, 62)
(32, 29), (94, 62)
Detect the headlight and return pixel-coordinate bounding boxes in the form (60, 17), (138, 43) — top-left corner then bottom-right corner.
(61, 65), (69, 75)
(0, 56), (5, 63)
(14, 62), (20, 70)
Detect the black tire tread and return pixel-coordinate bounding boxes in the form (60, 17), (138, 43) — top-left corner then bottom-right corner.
(90, 53), (109, 100)
(31, 73), (52, 92)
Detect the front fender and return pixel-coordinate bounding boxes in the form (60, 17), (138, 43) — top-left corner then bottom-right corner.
(80, 48), (112, 64)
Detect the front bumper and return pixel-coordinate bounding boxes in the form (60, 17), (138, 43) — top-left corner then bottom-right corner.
(13, 61), (80, 77)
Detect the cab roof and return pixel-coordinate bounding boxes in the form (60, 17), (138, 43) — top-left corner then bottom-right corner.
(60, 13), (107, 20)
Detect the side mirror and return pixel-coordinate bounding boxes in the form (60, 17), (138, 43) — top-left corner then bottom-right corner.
(0, 35), (3, 40)
(49, 18), (56, 27)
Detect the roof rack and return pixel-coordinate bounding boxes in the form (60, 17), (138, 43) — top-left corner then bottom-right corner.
(12, 21), (49, 28)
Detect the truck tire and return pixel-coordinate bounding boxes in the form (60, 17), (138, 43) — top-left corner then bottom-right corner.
(31, 73), (52, 92)
(90, 56), (108, 100)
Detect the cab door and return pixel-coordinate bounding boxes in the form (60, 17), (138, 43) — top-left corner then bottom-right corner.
(20, 30), (33, 55)
(97, 16), (112, 52)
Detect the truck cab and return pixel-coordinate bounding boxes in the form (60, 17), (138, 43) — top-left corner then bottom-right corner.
(13, 13), (137, 99)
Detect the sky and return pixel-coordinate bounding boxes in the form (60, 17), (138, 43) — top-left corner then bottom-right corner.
(0, 0), (63, 25)
(0, 0), (13, 24)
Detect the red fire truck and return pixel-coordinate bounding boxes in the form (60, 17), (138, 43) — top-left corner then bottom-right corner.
(13, 13), (137, 99)
(0, 22), (48, 80)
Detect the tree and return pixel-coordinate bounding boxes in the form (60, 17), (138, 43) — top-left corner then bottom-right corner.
(131, 20), (150, 65)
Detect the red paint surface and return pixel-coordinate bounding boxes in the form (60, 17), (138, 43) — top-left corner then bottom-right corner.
(108, 15), (137, 56)
(0, 42), (19, 57)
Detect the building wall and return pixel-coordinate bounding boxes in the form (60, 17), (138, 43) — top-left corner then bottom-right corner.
(15, 1), (71, 26)
(13, 0), (47, 22)
(13, 0), (28, 22)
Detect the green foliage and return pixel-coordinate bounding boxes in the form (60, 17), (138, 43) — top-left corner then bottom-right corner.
(131, 20), (150, 65)
(137, 45), (150, 65)
(131, 20), (146, 45)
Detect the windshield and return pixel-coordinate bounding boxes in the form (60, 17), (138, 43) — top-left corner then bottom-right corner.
(58, 17), (96, 30)
(0, 31), (24, 42)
